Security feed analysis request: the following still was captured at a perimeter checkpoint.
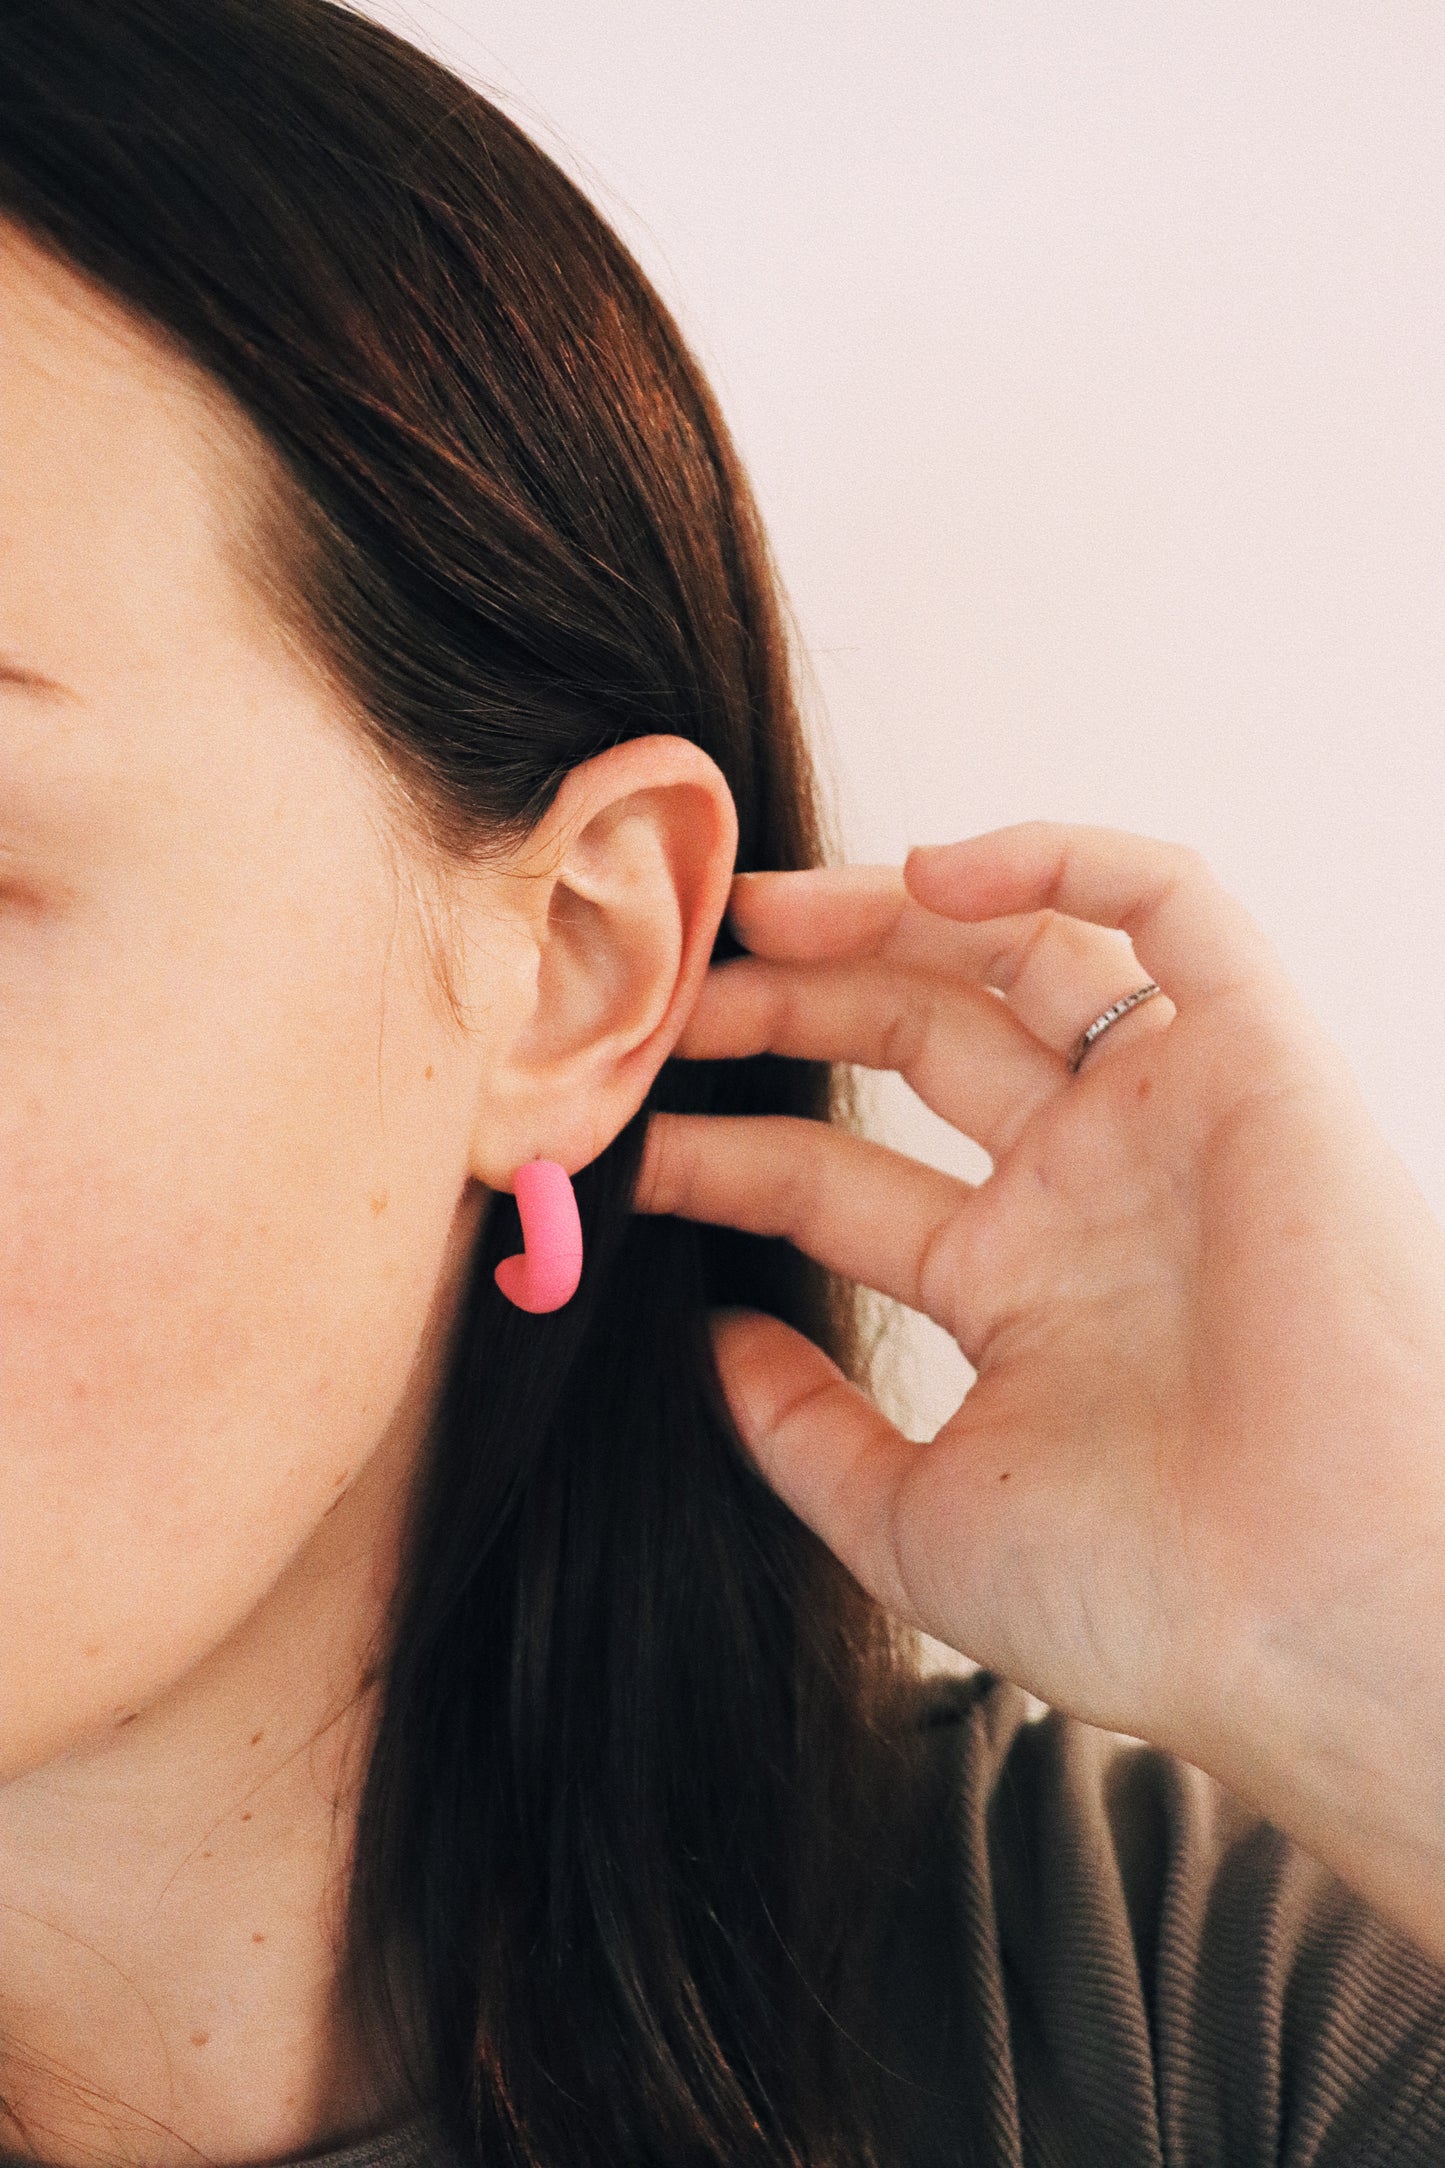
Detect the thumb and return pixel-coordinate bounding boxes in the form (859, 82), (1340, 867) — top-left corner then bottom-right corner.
(708, 1309), (926, 1627)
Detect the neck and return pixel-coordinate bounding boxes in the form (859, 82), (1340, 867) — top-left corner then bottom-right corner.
(0, 1436), (412, 2167)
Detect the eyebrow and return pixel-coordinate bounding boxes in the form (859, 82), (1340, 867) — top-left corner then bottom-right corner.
(0, 657), (82, 702)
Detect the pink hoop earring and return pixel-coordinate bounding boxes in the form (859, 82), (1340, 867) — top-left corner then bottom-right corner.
(494, 1158), (584, 1314)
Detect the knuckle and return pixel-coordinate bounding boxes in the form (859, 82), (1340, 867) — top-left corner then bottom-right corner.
(1137, 839), (1208, 924)
(879, 982), (930, 1077)
(770, 1151), (810, 1246)
(635, 1114), (681, 1213)
(1015, 910), (1059, 978)
(914, 1200), (963, 1321)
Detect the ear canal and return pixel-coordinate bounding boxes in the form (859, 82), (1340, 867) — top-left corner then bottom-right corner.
(494, 1158), (584, 1313)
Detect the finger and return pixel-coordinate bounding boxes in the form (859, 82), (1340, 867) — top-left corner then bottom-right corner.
(903, 821), (1286, 1009)
(731, 864), (1136, 990)
(674, 954), (1061, 1160)
(708, 1309), (930, 1627)
(727, 865), (913, 961)
(725, 866), (1178, 1071)
(635, 1112), (981, 1352)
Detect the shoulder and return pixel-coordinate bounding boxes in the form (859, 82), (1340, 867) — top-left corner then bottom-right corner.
(863, 1663), (1445, 2168)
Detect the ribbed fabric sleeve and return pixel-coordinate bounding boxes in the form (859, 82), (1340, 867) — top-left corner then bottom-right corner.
(858, 1666), (1445, 2166)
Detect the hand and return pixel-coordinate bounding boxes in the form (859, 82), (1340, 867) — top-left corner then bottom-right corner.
(634, 821), (1445, 1794)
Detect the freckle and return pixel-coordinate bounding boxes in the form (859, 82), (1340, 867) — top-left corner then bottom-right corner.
(424, 1065), (433, 1080)
(240, 1812), (252, 1822)
(250, 1731), (264, 1746)
(999, 1471), (1011, 1482)
(190, 2030), (210, 2048)
(202, 1849), (214, 1859)
(252, 1932), (266, 1944)
(370, 1191), (388, 1215)
(82, 1643), (101, 1660)
(1137, 1075), (1152, 1101)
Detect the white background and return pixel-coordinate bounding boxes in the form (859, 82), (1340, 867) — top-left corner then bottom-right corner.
(355, 2), (1444, 1550)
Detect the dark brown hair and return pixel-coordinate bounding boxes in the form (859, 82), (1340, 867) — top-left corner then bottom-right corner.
(0, 3), (928, 2160)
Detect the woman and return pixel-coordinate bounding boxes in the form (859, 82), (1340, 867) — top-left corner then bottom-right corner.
(1, 2), (1443, 2162)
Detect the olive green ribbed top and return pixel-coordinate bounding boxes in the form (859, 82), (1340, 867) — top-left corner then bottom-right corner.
(217, 1665), (1445, 2167)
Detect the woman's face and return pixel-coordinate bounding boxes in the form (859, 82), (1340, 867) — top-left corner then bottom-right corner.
(0, 226), (504, 1779)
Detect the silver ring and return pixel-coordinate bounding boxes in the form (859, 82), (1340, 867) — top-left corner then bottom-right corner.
(1067, 983), (1163, 1074)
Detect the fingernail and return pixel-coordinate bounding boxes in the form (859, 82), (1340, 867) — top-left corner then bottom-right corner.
(909, 837), (976, 860)
(907, 837), (991, 879)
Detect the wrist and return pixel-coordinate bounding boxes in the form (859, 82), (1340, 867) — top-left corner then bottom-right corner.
(1199, 1576), (1445, 1968)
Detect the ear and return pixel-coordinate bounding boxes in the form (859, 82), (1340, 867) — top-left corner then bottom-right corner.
(462, 734), (739, 1187)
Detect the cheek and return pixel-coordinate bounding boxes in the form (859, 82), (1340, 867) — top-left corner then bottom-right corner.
(0, 943), (464, 1776)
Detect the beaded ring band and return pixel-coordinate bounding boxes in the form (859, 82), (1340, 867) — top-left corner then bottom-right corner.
(1067, 982), (1163, 1075)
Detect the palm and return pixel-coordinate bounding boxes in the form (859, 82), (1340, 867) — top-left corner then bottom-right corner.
(902, 1016), (1277, 1736)
(638, 822), (1445, 1764)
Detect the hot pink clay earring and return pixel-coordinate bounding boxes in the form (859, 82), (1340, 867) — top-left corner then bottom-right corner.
(494, 1158), (584, 1314)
